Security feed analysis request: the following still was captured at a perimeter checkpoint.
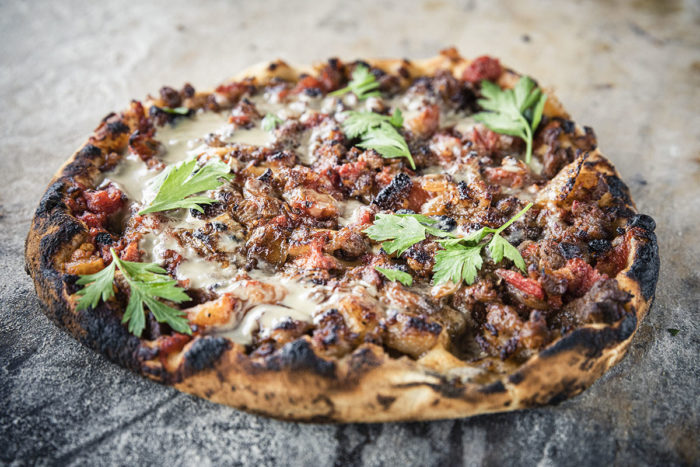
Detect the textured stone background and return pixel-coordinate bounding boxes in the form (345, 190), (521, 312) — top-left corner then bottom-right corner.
(1, 0), (699, 465)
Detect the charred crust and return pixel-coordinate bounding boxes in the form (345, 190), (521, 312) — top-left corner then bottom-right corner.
(508, 372), (525, 385)
(38, 216), (85, 272)
(78, 303), (143, 371)
(35, 181), (66, 217)
(106, 120), (130, 135)
(604, 174), (632, 204)
(77, 144), (102, 159)
(540, 314), (637, 360)
(628, 213), (656, 232)
(265, 338), (336, 378)
(395, 380), (465, 399)
(182, 337), (230, 376)
(479, 380), (506, 394)
(626, 231), (660, 300)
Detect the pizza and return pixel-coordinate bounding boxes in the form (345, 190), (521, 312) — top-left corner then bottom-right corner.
(25, 48), (659, 422)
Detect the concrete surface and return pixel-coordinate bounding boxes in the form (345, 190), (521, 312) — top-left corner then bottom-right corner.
(1, 0), (699, 465)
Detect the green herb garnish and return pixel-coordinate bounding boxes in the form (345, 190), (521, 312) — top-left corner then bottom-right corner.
(76, 248), (191, 337)
(433, 203), (533, 285)
(160, 106), (190, 115)
(139, 159), (232, 214)
(261, 113), (284, 131)
(473, 77), (546, 164)
(667, 328), (680, 336)
(341, 109), (415, 169)
(363, 213), (453, 256)
(330, 64), (380, 100)
(364, 203), (533, 286)
(375, 267), (413, 287)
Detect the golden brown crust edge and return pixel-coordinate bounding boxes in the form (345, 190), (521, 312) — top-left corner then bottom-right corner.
(24, 52), (659, 422)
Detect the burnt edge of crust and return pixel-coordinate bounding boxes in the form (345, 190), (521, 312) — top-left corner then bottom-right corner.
(24, 53), (661, 422)
(264, 338), (337, 378)
(625, 214), (660, 300)
(182, 337), (232, 376)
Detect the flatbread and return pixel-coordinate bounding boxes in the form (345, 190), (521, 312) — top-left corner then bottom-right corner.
(25, 49), (659, 422)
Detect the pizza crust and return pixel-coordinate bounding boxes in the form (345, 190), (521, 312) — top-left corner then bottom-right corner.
(24, 50), (659, 422)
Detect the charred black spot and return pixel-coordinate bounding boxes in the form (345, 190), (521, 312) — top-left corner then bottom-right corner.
(433, 215), (457, 232)
(628, 214), (656, 232)
(183, 337), (230, 375)
(77, 144), (102, 160)
(558, 242), (581, 260)
(558, 118), (576, 134)
(265, 339), (335, 378)
(508, 372), (525, 385)
(604, 174), (631, 204)
(190, 201), (223, 219)
(457, 181), (470, 200)
(588, 239), (611, 254)
(257, 168), (273, 183)
(407, 316), (442, 335)
(626, 232), (660, 300)
(304, 88), (322, 98)
(94, 232), (113, 247)
(480, 380), (506, 394)
(348, 346), (382, 373)
(376, 394), (396, 409)
(395, 381), (465, 399)
(373, 173), (412, 209)
(106, 120), (130, 135)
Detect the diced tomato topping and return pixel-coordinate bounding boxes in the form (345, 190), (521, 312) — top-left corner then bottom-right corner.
(78, 211), (107, 229)
(497, 269), (546, 301)
(120, 240), (141, 262)
(295, 239), (339, 270)
(472, 126), (500, 154)
(84, 186), (124, 214)
(228, 114), (251, 126)
(292, 76), (324, 94)
(214, 81), (249, 101)
(462, 56), (502, 83)
(555, 258), (608, 297)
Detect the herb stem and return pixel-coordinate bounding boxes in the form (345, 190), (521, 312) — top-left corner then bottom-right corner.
(494, 202), (533, 236)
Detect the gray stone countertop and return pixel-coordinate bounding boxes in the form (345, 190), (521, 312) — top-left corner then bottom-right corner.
(1, 0), (698, 465)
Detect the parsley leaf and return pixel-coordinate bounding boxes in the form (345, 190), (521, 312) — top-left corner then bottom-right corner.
(473, 77), (547, 164)
(341, 110), (415, 169)
(667, 328), (680, 336)
(160, 106), (190, 115)
(433, 243), (483, 285)
(139, 159), (233, 214)
(364, 213), (454, 256)
(76, 248), (191, 337)
(329, 64), (380, 100)
(261, 113), (283, 131)
(375, 267), (413, 286)
(432, 202), (533, 285)
(75, 260), (117, 311)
